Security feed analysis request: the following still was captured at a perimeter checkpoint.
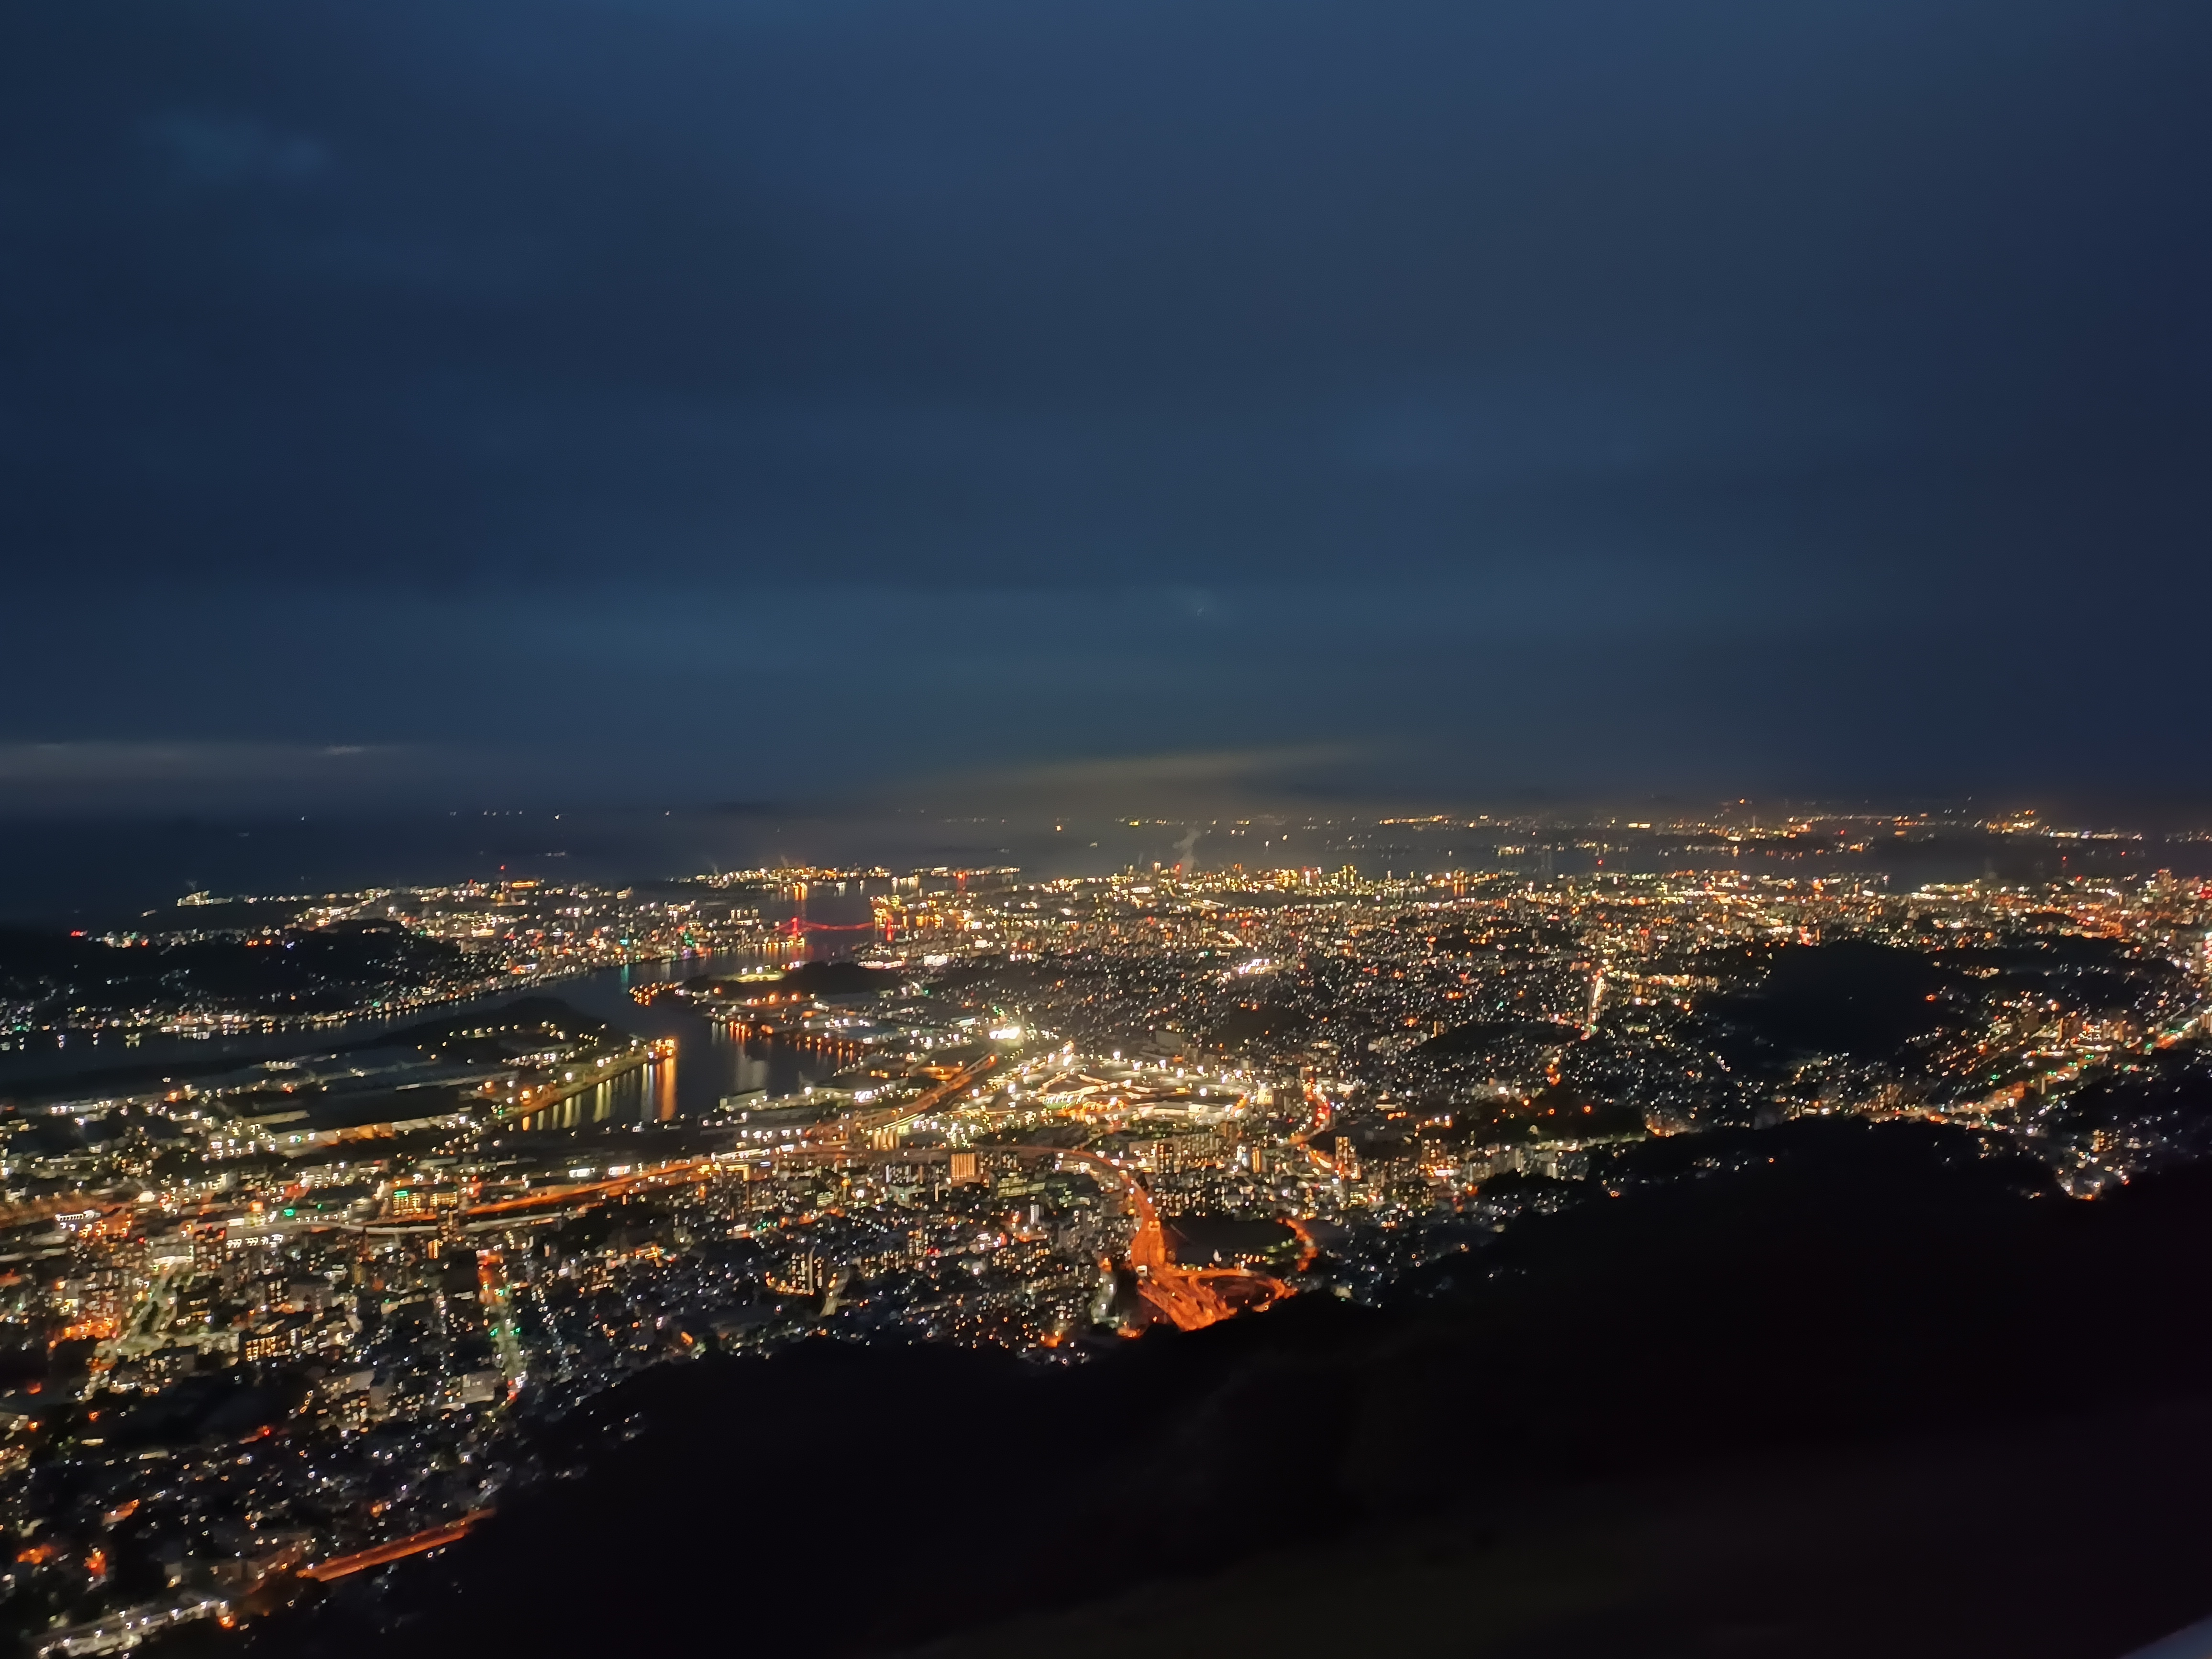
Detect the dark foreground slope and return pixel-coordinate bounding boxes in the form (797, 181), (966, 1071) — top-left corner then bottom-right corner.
(243, 1121), (2212, 1659)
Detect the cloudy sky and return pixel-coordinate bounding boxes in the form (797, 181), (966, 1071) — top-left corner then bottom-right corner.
(4, 0), (2207, 814)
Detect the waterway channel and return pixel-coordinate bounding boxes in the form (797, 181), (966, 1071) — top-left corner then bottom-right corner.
(0, 949), (854, 1122)
(0, 877), (905, 1118)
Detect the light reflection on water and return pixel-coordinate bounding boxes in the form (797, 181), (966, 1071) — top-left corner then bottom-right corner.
(513, 1054), (680, 1132)
(0, 947), (852, 1117)
(484, 951), (851, 1120)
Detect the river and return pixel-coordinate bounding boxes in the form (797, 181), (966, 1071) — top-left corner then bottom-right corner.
(0, 947), (855, 1118)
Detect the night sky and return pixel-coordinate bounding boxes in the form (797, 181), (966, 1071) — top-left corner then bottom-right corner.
(5, 0), (2208, 818)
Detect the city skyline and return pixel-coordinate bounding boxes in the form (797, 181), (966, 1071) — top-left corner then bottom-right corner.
(6, 0), (2211, 1652)
(0, 812), (2208, 1654)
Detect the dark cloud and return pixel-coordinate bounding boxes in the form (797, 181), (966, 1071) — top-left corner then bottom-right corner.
(1, 0), (2206, 804)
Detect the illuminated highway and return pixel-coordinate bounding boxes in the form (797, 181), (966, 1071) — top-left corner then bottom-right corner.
(301, 1512), (493, 1583)
(825, 1056), (997, 1145)
(463, 1156), (720, 1219)
(1059, 1149), (1289, 1332)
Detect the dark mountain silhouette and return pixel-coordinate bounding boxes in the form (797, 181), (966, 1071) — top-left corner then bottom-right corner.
(232, 1117), (2212, 1659)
